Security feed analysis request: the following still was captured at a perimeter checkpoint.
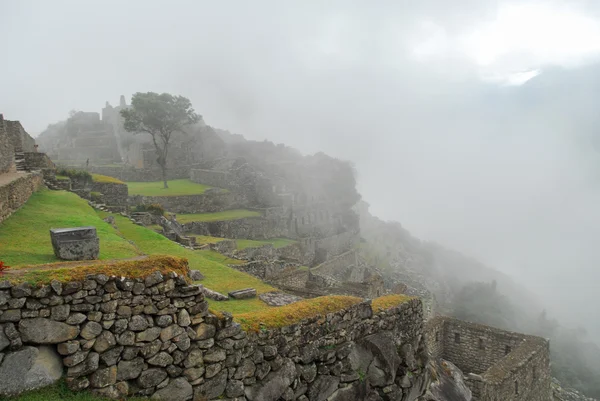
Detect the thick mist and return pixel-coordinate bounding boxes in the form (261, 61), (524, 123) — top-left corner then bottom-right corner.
(2, 0), (600, 341)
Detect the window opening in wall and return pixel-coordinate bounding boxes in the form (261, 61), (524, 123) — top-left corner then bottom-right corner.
(515, 380), (519, 395)
(505, 345), (512, 355)
(533, 366), (537, 380)
(478, 338), (484, 350)
(454, 333), (460, 343)
(435, 331), (440, 342)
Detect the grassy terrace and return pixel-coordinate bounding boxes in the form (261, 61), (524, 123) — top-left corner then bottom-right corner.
(91, 173), (125, 184)
(0, 190), (140, 266)
(127, 179), (213, 196)
(176, 209), (261, 223)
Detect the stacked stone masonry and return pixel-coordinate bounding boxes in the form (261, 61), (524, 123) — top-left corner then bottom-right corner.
(92, 182), (128, 207)
(0, 114), (15, 173)
(130, 191), (244, 214)
(0, 172), (43, 225)
(425, 316), (551, 401)
(0, 267), (431, 400)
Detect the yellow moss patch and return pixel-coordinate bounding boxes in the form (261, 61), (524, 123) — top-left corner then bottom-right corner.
(91, 173), (125, 185)
(371, 294), (413, 312)
(6, 255), (189, 285)
(233, 295), (362, 332)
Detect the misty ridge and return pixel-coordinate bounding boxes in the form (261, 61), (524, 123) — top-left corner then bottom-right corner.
(3, 0), (600, 398)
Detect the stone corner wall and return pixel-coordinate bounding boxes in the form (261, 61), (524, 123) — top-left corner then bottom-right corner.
(424, 315), (552, 401)
(0, 172), (44, 225)
(0, 268), (431, 401)
(24, 152), (56, 171)
(92, 181), (128, 207)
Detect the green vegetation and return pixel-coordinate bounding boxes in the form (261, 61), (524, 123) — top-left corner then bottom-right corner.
(9, 380), (144, 401)
(235, 295), (362, 332)
(191, 235), (226, 245)
(127, 179), (212, 196)
(0, 190), (140, 266)
(56, 168), (92, 182)
(90, 191), (102, 202)
(121, 92), (200, 189)
(91, 173), (125, 185)
(134, 203), (165, 216)
(176, 209), (261, 223)
(371, 294), (413, 311)
(236, 238), (297, 250)
(55, 175), (70, 181)
(10, 256), (188, 286)
(101, 213), (275, 314)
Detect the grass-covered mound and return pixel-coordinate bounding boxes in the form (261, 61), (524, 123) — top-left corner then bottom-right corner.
(371, 294), (414, 311)
(91, 173), (125, 184)
(0, 190), (140, 266)
(176, 209), (261, 223)
(7, 255), (187, 285)
(237, 238), (297, 250)
(127, 179), (213, 196)
(102, 213), (276, 314)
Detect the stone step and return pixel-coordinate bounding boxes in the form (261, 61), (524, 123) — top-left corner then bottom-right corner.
(228, 288), (257, 299)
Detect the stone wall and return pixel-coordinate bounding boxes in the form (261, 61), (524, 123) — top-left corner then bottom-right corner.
(0, 260), (431, 400)
(0, 115), (14, 173)
(310, 250), (358, 279)
(91, 182), (128, 207)
(425, 316), (551, 401)
(76, 166), (195, 182)
(23, 152), (56, 170)
(5, 120), (36, 152)
(190, 168), (236, 190)
(0, 172), (43, 224)
(129, 190), (242, 214)
(182, 216), (289, 239)
(314, 230), (360, 260)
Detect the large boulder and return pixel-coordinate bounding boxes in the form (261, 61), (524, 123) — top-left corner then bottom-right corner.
(427, 359), (471, 401)
(245, 359), (296, 401)
(20, 318), (79, 344)
(151, 377), (193, 401)
(0, 346), (63, 396)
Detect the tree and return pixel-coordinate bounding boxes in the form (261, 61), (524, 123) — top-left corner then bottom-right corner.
(120, 92), (200, 188)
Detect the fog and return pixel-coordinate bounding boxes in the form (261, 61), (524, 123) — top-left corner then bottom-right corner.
(2, 0), (600, 341)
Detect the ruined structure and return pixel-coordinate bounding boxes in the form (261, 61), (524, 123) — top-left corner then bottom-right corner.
(0, 115), (52, 224)
(425, 316), (551, 401)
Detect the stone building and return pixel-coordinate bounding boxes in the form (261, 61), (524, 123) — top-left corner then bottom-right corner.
(425, 316), (552, 401)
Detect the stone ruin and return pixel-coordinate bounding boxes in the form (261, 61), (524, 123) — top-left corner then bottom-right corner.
(50, 227), (100, 261)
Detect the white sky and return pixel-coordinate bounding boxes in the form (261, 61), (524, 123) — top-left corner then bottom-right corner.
(411, 1), (600, 85)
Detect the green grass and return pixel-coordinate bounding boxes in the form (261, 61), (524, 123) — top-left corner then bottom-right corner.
(9, 380), (145, 401)
(55, 175), (70, 181)
(237, 238), (297, 250)
(101, 213), (275, 314)
(127, 179), (213, 196)
(191, 235), (226, 245)
(176, 209), (261, 223)
(0, 190), (140, 266)
(91, 173), (125, 184)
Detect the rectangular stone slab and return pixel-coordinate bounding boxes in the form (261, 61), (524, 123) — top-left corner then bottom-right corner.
(50, 227), (99, 261)
(228, 288), (257, 299)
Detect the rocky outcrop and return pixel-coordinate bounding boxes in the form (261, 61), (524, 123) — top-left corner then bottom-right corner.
(0, 346), (63, 396)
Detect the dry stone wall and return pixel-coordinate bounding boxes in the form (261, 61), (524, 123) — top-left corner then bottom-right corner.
(0, 172), (43, 224)
(92, 182), (128, 207)
(0, 115), (14, 173)
(0, 265), (430, 400)
(130, 191), (243, 214)
(425, 316), (551, 401)
(78, 165), (195, 182)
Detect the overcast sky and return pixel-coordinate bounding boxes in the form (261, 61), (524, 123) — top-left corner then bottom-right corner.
(2, 0), (600, 339)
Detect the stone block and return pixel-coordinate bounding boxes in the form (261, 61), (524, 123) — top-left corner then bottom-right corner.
(228, 288), (257, 300)
(50, 227), (99, 261)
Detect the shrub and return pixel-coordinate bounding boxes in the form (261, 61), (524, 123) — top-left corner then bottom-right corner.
(134, 203), (165, 216)
(56, 168), (92, 183)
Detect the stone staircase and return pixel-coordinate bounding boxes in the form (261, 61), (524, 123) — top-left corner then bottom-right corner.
(14, 147), (26, 172)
